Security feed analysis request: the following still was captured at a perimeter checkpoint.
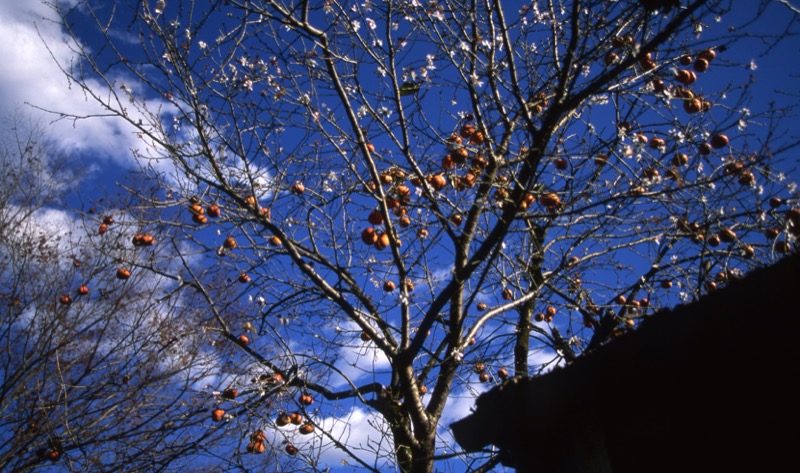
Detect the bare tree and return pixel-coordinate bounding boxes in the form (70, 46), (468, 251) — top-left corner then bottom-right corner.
(0, 114), (268, 472)
(46, 0), (799, 471)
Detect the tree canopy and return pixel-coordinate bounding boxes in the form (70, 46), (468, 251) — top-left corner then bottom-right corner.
(7, 0), (799, 471)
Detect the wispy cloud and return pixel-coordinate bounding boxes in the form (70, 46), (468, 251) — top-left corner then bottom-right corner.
(0, 2), (171, 172)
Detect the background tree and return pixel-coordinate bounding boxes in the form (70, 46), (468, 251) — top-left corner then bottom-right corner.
(48, 0), (799, 471)
(0, 113), (266, 472)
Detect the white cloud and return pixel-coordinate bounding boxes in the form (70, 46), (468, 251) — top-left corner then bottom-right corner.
(331, 338), (392, 389)
(0, 2), (170, 171)
(315, 407), (395, 469)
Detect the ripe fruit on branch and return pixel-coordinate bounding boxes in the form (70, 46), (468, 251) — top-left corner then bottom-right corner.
(675, 69), (697, 85)
(611, 36), (631, 48)
(211, 408), (225, 422)
(368, 210), (384, 225)
(238, 273), (251, 283)
(116, 268), (131, 280)
(192, 214), (208, 224)
(441, 154), (455, 170)
(188, 203), (204, 216)
(642, 168), (659, 180)
(479, 372), (490, 383)
(276, 413), (291, 427)
(672, 153), (689, 167)
(220, 388), (238, 400)
(738, 170), (755, 186)
(518, 193), (536, 211)
(395, 184), (411, 198)
(698, 49), (716, 62)
(59, 295), (72, 305)
(237, 335), (250, 347)
(246, 441), (266, 454)
(46, 450), (61, 462)
(693, 58), (709, 72)
(501, 288), (514, 300)
(469, 131), (485, 145)
(477, 302), (487, 311)
(718, 228), (737, 243)
(698, 143), (712, 155)
(299, 392), (314, 405)
(649, 137), (665, 149)
(98, 223), (108, 235)
(207, 204), (221, 218)
(299, 422), (315, 435)
(494, 188), (510, 203)
(710, 134), (729, 149)
(360, 331), (371, 342)
(639, 55), (657, 71)
(270, 235), (282, 246)
(459, 124), (476, 138)
(223, 236), (237, 249)
(446, 134), (463, 146)
(361, 228), (378, 245)
(539, 192), (561, 207)
(769, 197), (784, 208)
(289, 412), (303, 425)
(291, 182), (305, 194)
(651, 78), (666, 92)
(497, 368), (509, 379)
(77, 285), (90, 296)
(471, 155), (488, 170)
(374, 232), (391, 250)
(383, 280), (396, 292)
(683, 98), (703, 114)
(554, 157), (568, 170)
(132, 233), (155, 246)
(285, 444), (298, 455)
(427, 174), (447, 191)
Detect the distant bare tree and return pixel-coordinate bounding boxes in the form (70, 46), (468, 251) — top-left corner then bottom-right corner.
(0, 113), (270, 472)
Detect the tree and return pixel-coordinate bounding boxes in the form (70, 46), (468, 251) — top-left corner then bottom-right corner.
(0, 114), (255, 472)
(47, 0), (799, 471)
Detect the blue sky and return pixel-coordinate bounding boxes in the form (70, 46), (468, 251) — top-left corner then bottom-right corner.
(1, 1), (799, 472)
